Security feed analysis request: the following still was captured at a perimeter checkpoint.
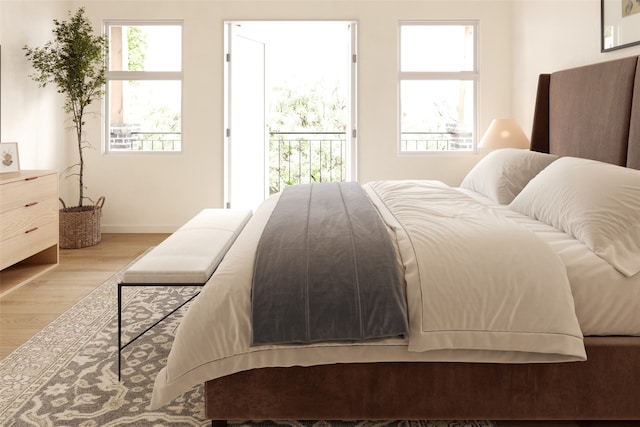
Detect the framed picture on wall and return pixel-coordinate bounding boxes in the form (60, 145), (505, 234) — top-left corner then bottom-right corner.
(602, 0), (640, 51)
(0, 142), (20, 173)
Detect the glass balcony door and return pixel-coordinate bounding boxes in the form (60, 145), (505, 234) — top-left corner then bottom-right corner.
(224, 21), (357, 210)
(225, 25), (266, 210)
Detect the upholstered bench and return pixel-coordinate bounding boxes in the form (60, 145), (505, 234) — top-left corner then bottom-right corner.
(117, 208), (252, 380)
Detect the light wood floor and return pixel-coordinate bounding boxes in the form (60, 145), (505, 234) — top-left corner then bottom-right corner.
(0, 233), (168, 358)
(0, 234), (595, 426)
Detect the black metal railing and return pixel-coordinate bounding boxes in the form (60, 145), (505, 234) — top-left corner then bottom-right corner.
(109, 125), (181, 151)
(268, 130), (473, 194)
(269, 132), (346, 194)
(400, 131), (473, 152)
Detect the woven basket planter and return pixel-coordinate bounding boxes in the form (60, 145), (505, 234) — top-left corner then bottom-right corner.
(59, 196), (105, 249)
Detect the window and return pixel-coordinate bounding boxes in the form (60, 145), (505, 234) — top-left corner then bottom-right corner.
(399, 22), (477, 153)
(105, 22), (183, 152)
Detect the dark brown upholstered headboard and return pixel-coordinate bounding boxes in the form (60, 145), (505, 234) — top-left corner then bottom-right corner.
(530, 56), (640, 169)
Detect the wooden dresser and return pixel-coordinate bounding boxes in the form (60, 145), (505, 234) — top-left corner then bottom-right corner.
(0, 170), (59, 296)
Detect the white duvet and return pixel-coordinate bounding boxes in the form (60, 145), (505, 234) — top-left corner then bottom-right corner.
(459, 186), (640, 336)
(150, 180), (586, 409)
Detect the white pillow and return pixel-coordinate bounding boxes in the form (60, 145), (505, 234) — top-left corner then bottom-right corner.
(460, 148), (557, 204)
(510, 157), (640, 277)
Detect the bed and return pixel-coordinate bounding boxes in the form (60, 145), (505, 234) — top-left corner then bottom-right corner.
(150, 56), (640, 424)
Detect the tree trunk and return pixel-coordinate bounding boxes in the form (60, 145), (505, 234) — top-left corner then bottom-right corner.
(76, 110), (84, 207)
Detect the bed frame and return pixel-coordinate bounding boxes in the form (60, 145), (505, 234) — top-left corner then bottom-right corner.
(204, 56), (640, 424)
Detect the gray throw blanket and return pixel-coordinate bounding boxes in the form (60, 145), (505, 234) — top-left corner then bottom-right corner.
(251, 182), (408, 346)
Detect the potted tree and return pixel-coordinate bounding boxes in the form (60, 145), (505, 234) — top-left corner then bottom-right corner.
(24, 7), (107, 248)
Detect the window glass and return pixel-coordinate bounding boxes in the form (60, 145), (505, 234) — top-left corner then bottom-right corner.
(109, 25), (181, 72)
(108, 81), (182, 151)
(399, 22), (477, 153)
(400, 80), (473, 152)
(106, 23), (183, 152)
(400, 25), (474, 72)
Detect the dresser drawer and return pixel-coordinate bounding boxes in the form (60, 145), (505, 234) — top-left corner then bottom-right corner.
(0, 172), (58, 213)
(0, 198), (58, 241)
(0, 221), (58, 270)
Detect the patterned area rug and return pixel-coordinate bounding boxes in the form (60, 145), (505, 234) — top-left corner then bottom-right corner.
(0, 259), (495, 427)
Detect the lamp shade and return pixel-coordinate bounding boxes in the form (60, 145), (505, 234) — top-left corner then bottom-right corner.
(478, 119), (530, 150)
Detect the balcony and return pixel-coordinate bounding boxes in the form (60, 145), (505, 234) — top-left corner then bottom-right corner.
(269, 132), (347, 194)
(400, 130), (473, 152)
(109, 124), (181, 152)
(269, 130), (473, 193)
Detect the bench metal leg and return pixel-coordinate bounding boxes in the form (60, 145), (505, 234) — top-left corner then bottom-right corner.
(121, 290), (201, 351)
(117, 283), (203, 381)
(117, 282), (122, 381)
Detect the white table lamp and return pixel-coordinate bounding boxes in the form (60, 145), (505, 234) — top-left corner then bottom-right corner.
(478, 119), (530, 150)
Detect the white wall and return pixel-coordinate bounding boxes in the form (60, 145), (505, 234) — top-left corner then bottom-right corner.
(1, 1), (69, 174)
(511, 0), (640, 136)
(3, 0), (513, 232)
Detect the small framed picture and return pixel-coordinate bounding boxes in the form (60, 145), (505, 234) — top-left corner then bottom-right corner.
(601, 0), (640, 51)
(0, 142), (20, 173)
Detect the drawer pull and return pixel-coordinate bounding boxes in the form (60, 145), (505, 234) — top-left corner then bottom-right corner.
(25, 202), (39, 207)
(25, 176), (40, 181)
(25, 227), (39, 234)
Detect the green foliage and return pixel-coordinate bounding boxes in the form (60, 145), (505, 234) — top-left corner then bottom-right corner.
(267, 80), (347, 193)
(269, 136), (346, 194)
(268, 80), (346, 133)
(23, 7), (108, 207)
(138, 106), (181, 151)
(126, 26), (147, 71)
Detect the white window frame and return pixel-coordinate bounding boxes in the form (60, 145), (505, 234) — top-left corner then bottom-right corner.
(104, 20), (184, 154)
(398, 20), (479, 154)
